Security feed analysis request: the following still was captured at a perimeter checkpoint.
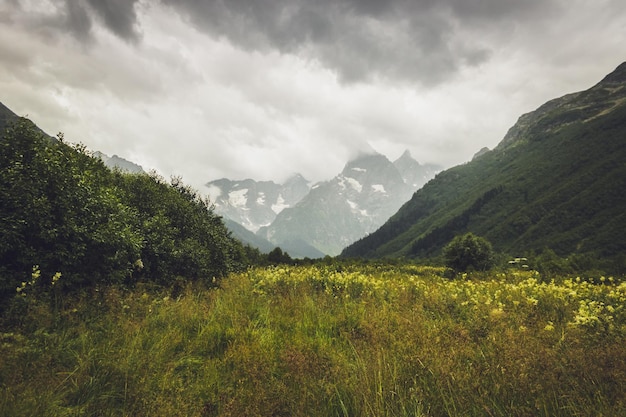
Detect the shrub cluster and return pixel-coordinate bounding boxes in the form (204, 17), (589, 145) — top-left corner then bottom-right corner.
(443, 232), (495, 272)
(0, 119), (252, 300)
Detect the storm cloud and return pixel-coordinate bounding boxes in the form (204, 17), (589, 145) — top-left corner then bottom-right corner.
(10, 0), (564, 85)
(153, 0), (562, 84)
(1, 0), (625, 189)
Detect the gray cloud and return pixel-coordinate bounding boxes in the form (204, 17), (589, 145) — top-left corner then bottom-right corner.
(155, 0), (557, 85)
(84, 0), (141, 41)
(4, 0), (141, 42)
(1, 0), (572, 85)
(2, 0), (625, 188)
(64, 0), (92, 39)
(11, 0), (625, 88)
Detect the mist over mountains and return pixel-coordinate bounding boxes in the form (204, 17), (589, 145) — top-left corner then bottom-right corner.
(207, 151), (440, 258)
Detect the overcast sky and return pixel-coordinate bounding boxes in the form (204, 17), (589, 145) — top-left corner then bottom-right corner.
(1, 0), (625, 191)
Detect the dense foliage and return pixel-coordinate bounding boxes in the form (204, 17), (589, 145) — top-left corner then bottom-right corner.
(1, 265), (624, 416)
(0, 119), (252, 300)
(443, 233), (495, 272)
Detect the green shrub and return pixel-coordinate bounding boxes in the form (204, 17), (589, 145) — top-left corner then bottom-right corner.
(443, 233), (495, 273)
(0, 118), (251, 301)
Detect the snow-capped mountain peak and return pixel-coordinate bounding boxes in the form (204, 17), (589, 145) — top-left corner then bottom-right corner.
(205, 175), (310, 233)
(257, 150), (439, 257)
(208, 150), (441, 257)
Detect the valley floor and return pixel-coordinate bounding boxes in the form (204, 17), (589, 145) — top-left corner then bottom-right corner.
(1, 265), (625, 416)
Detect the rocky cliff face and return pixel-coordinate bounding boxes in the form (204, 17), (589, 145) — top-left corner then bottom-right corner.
(206, 149), (440, 258)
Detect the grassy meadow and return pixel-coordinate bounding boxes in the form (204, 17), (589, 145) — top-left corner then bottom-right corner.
(1, 264), (625, 416)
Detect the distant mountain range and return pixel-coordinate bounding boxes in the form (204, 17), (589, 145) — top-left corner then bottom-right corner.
(207, 151), (440, 257)
(93, 152), (144, 174)
(342, 61), (626, 271)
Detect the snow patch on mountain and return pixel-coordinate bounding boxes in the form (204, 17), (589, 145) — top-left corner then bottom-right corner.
(344, 177), (362, 192)
(271, 194), (289, 214)
(337, 177), (346, 191)
(229, 189), (248, 207)
(371, 184), (386, 193)
(206, 174), (311, 238)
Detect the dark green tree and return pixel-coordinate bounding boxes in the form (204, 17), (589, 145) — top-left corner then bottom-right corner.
(443, 233), (495, 273)
(267, 247), (293, 265)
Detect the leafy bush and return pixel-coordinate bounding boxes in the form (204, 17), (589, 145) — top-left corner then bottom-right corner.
(443, 233), (495, 273)
(0, 120), (143, 294)
(0, 118), (252, 300)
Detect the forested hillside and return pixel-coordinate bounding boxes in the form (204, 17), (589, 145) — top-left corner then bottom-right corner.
(0, 118), (255, 301)
(342, 62), (626, 273)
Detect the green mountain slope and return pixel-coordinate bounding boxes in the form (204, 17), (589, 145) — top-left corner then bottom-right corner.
(342, 62), (626, 268)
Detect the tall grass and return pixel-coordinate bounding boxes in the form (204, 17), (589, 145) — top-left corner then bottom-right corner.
(1, 265), (625, 416)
